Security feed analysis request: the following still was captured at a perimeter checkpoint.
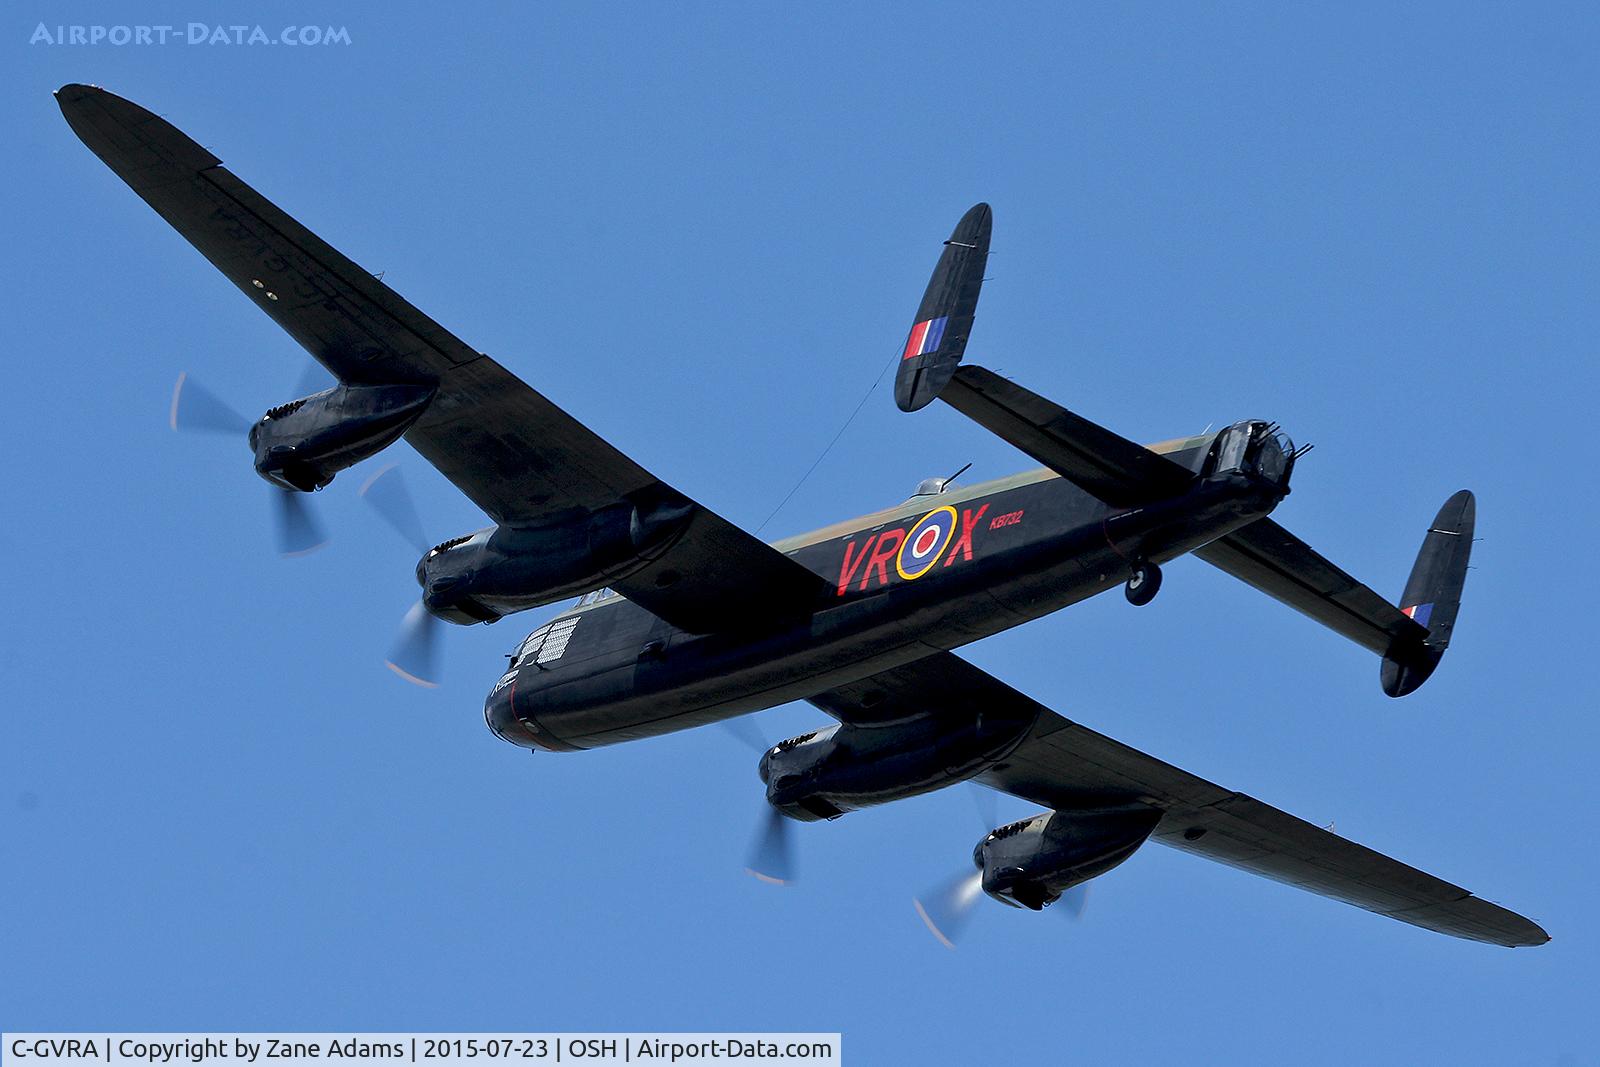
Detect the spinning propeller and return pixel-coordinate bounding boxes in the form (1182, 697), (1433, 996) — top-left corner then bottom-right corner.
(168, 365), (447, 684)
(168, 369), (329, 557)
(912, 864), (1088, 950)
(360, 463), (442, 689)
(719, 718), (796, 886)
(384, 599), (441, 689)
(911, 788), (1089, 949)
(912, 869), (987, 949)
(747, 807), (795, 887)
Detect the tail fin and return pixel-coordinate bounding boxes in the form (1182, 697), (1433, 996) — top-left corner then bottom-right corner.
(1193, 489), (1475, 698)
(895, 204), (991, 412)
(1381, 490), (1475, 697)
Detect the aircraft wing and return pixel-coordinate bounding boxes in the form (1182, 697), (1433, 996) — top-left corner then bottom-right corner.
(809, 652), (1547, 947)
(57, 84), (826, 631)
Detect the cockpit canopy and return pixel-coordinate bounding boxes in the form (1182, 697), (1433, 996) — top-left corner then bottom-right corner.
(572, 587), (622, 609)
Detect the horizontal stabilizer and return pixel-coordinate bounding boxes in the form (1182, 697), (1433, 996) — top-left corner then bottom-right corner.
(1196, 491), (1474, 697)
(1195, 519), (1427, 657)
(940, 365), (1198, 506)
(895, 204), (991, 412)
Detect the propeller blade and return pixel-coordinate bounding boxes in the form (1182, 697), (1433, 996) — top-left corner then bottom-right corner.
(719, 715), (770, 754)
(745, 807), (794, 886)
(272, 489), (329, 557)
(169, 371), (249, 435)
(967, 782), (998, 831)
(386, 599), (441, 688)
(913, 870), (984, 949)
(1057, 883), (1090, 920)
(360, 463), (430, 553)
(291, 359), (336, 399)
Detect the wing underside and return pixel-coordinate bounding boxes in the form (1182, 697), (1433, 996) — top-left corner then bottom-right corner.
(809, 653), (1547, 947)
(58, 83), (825, 630)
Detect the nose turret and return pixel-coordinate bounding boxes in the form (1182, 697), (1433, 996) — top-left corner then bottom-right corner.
(483, 672), (532, 747)
(482, 661), (580, 752)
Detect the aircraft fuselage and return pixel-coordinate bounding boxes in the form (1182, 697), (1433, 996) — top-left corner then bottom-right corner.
(485, 432), (1287, 751)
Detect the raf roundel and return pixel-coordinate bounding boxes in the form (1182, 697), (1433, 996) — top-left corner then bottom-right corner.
(896, 506), (959, 581)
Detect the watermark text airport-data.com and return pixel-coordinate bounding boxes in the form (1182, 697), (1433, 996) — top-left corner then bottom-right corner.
(31, 23), (351, 47)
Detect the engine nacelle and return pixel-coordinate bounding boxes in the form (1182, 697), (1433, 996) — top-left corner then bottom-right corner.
(758, 702), (1039, 822)
(417, 490), (696, 625)
(974, 806), (1161, 909)
(248, 381), (435, 492)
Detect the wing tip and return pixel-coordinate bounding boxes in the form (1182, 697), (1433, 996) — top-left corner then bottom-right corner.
(55, 82), (108, 122)
(56, 82), (222, 172)
(1508, 919), (1551, 948)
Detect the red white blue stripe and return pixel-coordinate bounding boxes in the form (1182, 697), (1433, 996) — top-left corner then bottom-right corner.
(1401, 603), (1434, 627)
(902, 316), (949, 360)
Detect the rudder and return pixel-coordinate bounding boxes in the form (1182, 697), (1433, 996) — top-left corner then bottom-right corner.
(894, 203), (992, 412)
(1381, 490), (1475, 697)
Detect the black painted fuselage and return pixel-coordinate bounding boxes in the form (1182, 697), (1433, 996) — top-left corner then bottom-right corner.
(485, 429), (1288, 751)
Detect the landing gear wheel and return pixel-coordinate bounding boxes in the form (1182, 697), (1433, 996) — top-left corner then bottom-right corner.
(1125, 562), (1162, 606)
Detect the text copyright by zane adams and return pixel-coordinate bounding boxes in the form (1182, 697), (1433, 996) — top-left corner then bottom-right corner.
(31, 23), (352, 46)
(3, 1036), (842, 1067)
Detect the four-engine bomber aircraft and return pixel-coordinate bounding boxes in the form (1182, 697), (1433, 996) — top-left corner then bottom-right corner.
(59, 83), (1547, 948)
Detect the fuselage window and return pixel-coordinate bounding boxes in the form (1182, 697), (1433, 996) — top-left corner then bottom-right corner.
(573, 587), (618, 609)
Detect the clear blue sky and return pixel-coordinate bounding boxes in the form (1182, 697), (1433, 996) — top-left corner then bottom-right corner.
(5, 3), (1596, 1062)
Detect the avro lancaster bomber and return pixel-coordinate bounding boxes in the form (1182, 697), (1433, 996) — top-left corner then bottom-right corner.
(58, 84), (1547, 948)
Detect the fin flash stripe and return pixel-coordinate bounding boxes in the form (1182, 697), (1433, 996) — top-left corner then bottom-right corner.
(902, 316), (949, 360)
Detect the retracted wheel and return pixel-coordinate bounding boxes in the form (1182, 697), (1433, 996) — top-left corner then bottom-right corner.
(1125, 562), (1162, 606)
